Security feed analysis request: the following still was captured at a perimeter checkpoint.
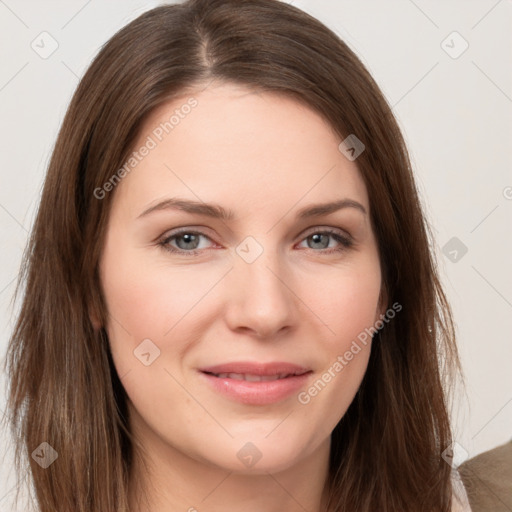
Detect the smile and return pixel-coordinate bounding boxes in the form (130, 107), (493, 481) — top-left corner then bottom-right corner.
(198, 362), (312, 405)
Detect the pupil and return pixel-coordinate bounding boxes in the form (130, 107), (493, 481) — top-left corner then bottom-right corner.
(178, 233), (199, 250)
(310, 233), (328, 249)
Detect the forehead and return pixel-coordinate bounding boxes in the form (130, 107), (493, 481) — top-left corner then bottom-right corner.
(111, 82), (369, 218)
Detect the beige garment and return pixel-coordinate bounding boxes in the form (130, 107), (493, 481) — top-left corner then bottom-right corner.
(459, 440), (512, 512)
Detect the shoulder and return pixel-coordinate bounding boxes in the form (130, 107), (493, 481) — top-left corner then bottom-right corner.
(458, 440), (512, 512)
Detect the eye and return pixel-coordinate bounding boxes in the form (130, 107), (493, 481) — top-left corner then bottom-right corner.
(158, 230), (215, 255)
(297, 229), (353, 253)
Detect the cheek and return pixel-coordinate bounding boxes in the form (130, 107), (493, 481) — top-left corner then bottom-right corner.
(306, 258), (382, 347)
(294, 258), (380, 409)
(294, 283), (378, 439)
(100, 241), (228, 372)
(100, 252), (211, 425)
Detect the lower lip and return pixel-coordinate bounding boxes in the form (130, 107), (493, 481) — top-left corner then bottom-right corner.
(199, 371), (312, 405)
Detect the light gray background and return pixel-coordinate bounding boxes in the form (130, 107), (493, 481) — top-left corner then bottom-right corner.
(0, 0), (511, 509)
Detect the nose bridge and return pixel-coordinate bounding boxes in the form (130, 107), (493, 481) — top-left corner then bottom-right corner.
(225, 236), (297, 337)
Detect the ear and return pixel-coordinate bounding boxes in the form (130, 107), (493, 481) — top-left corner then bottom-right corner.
(374, 285), (389, 324)
(88, 303), (103, 331)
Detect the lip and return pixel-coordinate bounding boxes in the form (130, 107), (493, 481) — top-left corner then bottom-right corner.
(198, 361), (312, 405)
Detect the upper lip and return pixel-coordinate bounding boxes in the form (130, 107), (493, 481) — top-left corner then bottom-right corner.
(199, 361), (311, 377)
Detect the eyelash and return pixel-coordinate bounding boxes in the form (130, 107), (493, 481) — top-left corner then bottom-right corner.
(157, 228), (354, 256)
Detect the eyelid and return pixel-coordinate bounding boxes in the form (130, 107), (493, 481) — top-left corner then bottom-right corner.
(300, 225), (350, 239)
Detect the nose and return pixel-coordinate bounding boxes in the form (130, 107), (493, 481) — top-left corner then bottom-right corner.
(223, 248), (298, 339)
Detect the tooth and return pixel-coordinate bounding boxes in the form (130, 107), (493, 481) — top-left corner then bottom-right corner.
(244, 374), (262, 382)
(227, 373), (245, 380)
(213, 372), (292, 381)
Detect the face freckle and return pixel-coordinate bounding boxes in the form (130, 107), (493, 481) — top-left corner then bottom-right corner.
(100, 82), (384, 481)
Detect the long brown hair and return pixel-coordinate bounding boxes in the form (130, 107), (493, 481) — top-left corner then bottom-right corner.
(4, 0), (460, 510)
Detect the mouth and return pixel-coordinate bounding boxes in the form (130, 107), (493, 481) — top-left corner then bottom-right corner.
(198, 361), (312, 405)
(203, 371), (308, 381)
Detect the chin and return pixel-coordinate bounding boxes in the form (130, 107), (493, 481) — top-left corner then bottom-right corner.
(197, 434), (317, 475)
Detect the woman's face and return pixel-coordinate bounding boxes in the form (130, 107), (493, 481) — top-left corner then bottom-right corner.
(99, 83), (384, 474)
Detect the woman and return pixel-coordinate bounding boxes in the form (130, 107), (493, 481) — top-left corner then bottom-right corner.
(4, 0), (471, 510)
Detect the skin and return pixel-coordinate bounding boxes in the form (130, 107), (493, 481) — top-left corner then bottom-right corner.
(97, 82), (385, 512)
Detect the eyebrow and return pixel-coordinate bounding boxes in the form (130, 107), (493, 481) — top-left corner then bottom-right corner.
(136, 197), (367, 221)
